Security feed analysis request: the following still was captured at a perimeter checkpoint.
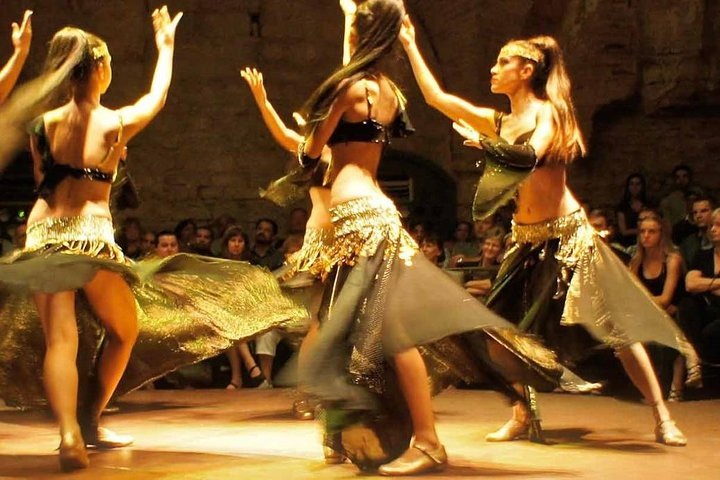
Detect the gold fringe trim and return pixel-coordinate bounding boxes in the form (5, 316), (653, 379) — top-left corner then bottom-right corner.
(322, 196), (417, 274)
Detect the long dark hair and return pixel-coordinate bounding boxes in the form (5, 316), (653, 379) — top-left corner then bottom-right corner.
(621, 173), (647, 205)
(43, 27), (108, 105)
(504, 36), (585, 165)
(301, 0), (405, 134)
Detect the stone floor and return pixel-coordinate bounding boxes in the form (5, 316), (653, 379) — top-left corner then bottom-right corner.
(0, 388), (718, 479)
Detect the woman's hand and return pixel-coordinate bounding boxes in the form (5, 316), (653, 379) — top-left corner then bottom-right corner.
(11, 10), (32, 55)
(240, 67), (267, 104)
(453, 119), (483, 148)
(339, 0), (357, 16)
(152, 5), (182, 50)
(399, 15), (416, 49)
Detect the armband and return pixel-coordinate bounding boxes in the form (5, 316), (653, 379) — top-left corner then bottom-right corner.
(297, 141), (320, 169)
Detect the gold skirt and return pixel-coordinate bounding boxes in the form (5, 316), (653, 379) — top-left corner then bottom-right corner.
(0, 215), (307, 407)
(495, 210), (696, 357)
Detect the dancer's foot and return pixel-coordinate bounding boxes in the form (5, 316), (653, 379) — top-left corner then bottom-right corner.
(323, 445), (347, 464)
(485, 418), (529, 442)
(377, 440), (447, 476)
(58, 429), (89, 472)
(685, 364), (703, 389)
(655, 419), (687, 446)
(667, 386), (683, 402)
(226, 381), (241, 390)
(292, 399), (316, 420)
(80, 416), (134, 449)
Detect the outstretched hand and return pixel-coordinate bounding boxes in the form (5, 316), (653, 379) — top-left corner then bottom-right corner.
(240, 67), (267, 104)
(399, 15), (416, 48)
(339, 0), (357, 16)
(453, 119), (483, 149)
(11, 10), (32, 54)
(152, 5), (182, 49)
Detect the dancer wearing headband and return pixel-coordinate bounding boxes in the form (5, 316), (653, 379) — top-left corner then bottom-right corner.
(400, 16), (697, 446)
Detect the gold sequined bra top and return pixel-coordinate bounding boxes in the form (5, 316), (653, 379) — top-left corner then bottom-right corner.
(31, 115), (123, 199)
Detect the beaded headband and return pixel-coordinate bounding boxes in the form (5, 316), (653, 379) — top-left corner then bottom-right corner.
(499, 43), (542, 63)
(90, 44), (109, 61)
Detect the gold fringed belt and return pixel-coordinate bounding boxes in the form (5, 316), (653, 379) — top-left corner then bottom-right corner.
(284, 226), (334, 278)
(324, 196), (417, 271)
(25, 215), (125, 263)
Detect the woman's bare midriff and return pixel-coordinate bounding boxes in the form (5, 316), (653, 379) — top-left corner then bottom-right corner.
(27, 179), (112, 225)
(307, 187), (332, 230)
(513, 165), (581, 224)
(328, 143), (385, 206)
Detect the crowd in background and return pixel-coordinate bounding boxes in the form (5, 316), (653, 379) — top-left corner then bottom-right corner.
(1, 163), (718, 401)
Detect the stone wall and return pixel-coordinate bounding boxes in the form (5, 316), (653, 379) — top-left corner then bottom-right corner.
(1, 0), (718, 231)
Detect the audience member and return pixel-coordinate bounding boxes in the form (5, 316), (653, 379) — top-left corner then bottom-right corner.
(679, 196), (715, 267)
(616, 173), (651, 248)
(174, 218), (197, 253)
(249, 218), (284, 270)
(140, 231), (157, 258)
(660, 165), (704, 229)
(117, 217), (143, 259)
(192, 225), (214, 257)
(420, 232), (444, 266)
(155, 231), (180, 258)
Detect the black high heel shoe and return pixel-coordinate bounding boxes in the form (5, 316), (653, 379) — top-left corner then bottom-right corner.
(244, 365), (267, 388)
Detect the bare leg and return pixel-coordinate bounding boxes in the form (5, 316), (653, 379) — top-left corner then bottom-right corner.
(237, 342), (262, 378)
(669, 355), (685, 401)
(34, 291), (80, 435)
(34, 290), (89, 470)
(82, 270), (138, 418)
(225, 346), (242, 388)
(377, 347), (447, 475)
(616, 343), (686, 446)
(258, 354), (274, 382)
(79, 270), (137, 448)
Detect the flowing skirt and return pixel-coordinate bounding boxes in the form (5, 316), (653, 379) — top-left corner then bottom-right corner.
(487, 210), (697, 365)
(301, 196), (593, 469)
(0, 215), (307, 407)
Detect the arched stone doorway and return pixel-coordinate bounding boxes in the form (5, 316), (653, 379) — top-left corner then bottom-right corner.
(378, 148), (457, 237)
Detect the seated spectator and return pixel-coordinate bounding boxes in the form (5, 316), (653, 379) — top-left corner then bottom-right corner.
(12, 222), (26, 251)
(249, 218), (284, 270)
(219, 225), (266, 389)
(473, 213), (506, 246)
(660, 164), (704, 230)
(680, 196), (715, 267)
(210, 214), (237, 256)
(410, 220), (431, 245)
(460, 236), (504, 301)
(117, 217), (144, 259)
(630, 213), (700, 401)
(588, 208), (630, 262)
(155, 231), (180, 258)
(420, 232), (445, 267)
(445, 220), (479, 266)
(140, 231), (157, 258)
(192, 225), (215, 257)
(616, 173), (651, 248)
(174, 218), (197, 253)
(684, 208), (720, 365)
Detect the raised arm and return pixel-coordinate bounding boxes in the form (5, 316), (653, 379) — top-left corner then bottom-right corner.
(340, 0), (357, 66)
(0, 10), (32, 105)
(399, 15), (497, 137)
(117, 6), (182, 142)
(241, 67), (303, 152)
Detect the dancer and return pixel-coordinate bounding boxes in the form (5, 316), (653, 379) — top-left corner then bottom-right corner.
(0, 7), (305, 472)
(400, 17), (695, 446)
(297, 1), (598, 475)
(241, 0), (359, 421)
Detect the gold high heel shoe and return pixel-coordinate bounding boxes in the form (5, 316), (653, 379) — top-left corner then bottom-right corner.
(58, 430), (90, 472)
(377, 441), (447, 476)
(685, 364), (703, 389)
(485, 418), (530, 441)
(655, 419), (687, 447)
(80, 416), (134, 449)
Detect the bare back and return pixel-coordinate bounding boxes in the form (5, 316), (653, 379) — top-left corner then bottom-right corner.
(28, 102), (125, 223)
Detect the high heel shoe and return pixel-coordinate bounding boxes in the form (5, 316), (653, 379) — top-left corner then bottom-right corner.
(685, 364), (703, 389)
(485, 418), (529, 441)
(377, 440), (447, 476)
(292, 398), (316, 420)
(655, 419), (687, 447)
(58, 430), (89, 472)
(667, 387), (683, 402)
(244, 365), (267, 388)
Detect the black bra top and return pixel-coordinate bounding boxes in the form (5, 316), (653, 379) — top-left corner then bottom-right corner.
(328, 82), (414, 146)
(494, 111), (535, 145)
(32, 116), (121, 199)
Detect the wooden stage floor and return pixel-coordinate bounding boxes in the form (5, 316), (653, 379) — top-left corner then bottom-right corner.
(1, 388), (718, 479)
